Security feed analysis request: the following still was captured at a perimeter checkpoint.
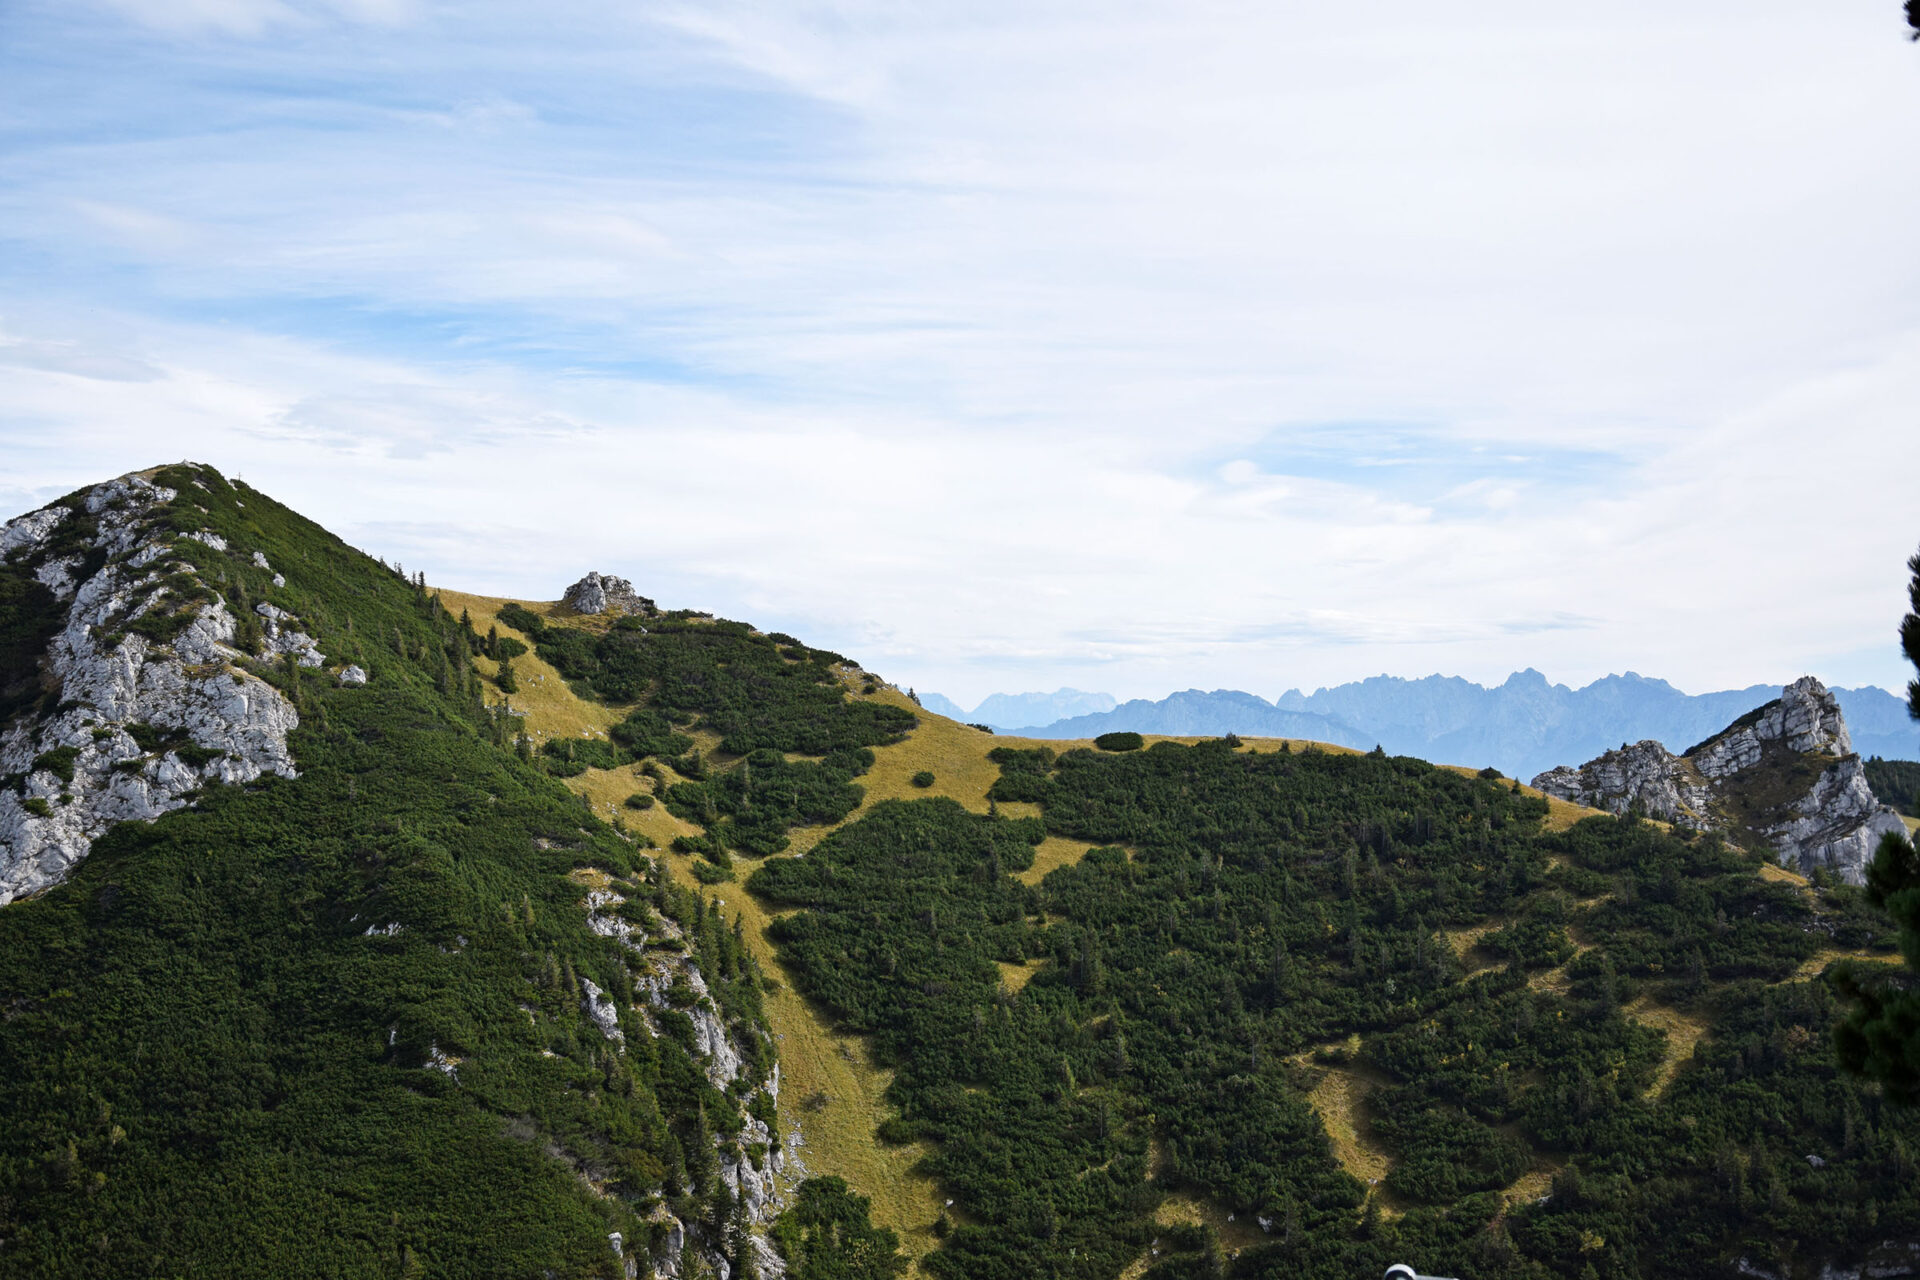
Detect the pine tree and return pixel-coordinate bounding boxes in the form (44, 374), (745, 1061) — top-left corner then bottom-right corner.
(1835, 544), (1920, 1103)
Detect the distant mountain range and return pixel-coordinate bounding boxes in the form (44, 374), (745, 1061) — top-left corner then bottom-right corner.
(926, 671), (1917, 782)
(917, 687), (1116, 728)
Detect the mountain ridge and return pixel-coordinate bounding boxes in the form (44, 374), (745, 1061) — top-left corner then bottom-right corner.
(1531, 675), (1908, 884)
(5, 465), (1919, 1280)
(0, 465), (799, 1279)
(938, 673), (1914, 779)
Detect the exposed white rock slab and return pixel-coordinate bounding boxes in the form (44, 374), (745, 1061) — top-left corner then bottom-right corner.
(565, 871), (791, 1275)
(721, 1111), (785, 1225)
(0, 474), (301, 906)
(1532, 739), (1714, 830)
(424, 1042), (460, 1078)
(649, 1206), (687, 1277)
(0, 505), (68, 561)
(1765, 757), (1909, 881)
(35, 555), (83, 601)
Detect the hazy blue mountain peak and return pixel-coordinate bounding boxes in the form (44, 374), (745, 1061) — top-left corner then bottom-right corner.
(980, 670), (1911, 779)
(915, 690), (971, 720)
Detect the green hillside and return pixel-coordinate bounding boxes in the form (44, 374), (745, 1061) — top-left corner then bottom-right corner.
(1865, 757), (1920, 817)
(0, 466), (787, 1278)
(3, 465), (1918, 1280)
(750, 742), (1920, 1280)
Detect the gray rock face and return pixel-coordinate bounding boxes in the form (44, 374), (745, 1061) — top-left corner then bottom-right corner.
(1532, 677), (1907, 884)
(562, 571), (654, 617)
(1532, 739), (1715, 829)
(572, 872), (788, 1274)
(0, 472), (304, 906)
(1692, 675), (1854, 778)
(1767, 756), (1909, 885)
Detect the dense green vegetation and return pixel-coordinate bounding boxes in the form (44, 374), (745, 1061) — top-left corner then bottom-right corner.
(753, 739), (1920, 1279)
(0, 569), (61, 726)
(0, 467), (774, 1278)
(1835, 545), (1920, 1107)
(769, 1176), (908, 1279)
(664, 748), (871, 857)
(1865, 757), (1920, 816)
(506, 575), (921, 868)
(502, 605), (915, 756)
(11, 468), (1920, 1278)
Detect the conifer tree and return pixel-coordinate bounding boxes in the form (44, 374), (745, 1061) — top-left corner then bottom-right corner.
(1835, 545), (1920, 1102)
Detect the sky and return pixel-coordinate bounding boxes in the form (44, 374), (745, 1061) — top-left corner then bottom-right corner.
(3, 1), (1919, 708)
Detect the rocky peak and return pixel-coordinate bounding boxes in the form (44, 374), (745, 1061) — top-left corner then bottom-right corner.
(1531, 676), (1906, 884)
(562, 571), (654, 617)
(0, 468), (333, 905)
(1690, 674), (1850, 778)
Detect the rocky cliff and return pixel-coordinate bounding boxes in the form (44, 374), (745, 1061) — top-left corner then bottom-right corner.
(1532, 676), (1908, 883)
(0, 472), (323, 905)
(580, 877), (789, 1278)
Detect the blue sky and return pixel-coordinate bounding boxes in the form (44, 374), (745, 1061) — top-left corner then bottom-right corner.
(4, 1), (1920, 706)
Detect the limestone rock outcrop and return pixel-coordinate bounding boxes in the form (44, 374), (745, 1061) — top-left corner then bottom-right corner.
(572, 872), (788, 1277)
(0, 470), (337, 905)
(1532, 677), (1907, 884)
(562, 571), (654, 617)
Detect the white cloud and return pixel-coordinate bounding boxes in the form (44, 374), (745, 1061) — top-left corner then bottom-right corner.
(4, 2), (1919, 708)
(91, 0), (415, 36)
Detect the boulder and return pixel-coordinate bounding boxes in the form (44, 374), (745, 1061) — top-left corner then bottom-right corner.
(563, 572), (654, 617)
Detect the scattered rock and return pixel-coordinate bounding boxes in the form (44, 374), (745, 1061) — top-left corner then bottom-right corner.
(581, 977), (625, 1043)
(254, 602), (325, 668)
(423, 1042), (459, 1079)
(337, 664), (368, 687)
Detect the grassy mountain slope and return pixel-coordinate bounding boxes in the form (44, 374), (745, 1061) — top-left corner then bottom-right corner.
(0, 467), (774, 1278)
(10, 468), (1909, 1280)
(426, 587), (1614, 1272)
(747, 743), (1916, 1279)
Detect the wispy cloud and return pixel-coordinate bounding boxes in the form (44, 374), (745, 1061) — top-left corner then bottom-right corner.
(3, 2), (1918, 706)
